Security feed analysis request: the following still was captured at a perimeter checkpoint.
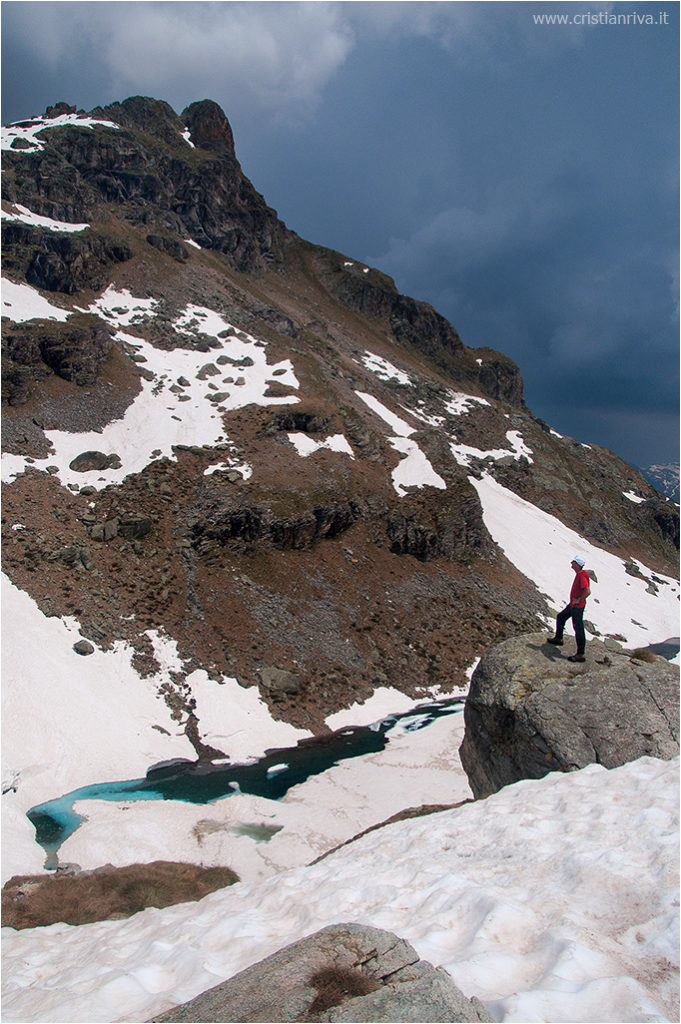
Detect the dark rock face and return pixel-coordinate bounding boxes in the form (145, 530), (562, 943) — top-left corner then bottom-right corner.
(146, 234), (189, 263)
(2, 315), (113, 399)
(150, 923), (493, 1023)
(645, 499), (680, 549)
(386, 492), (491, 561)
(189, 499), (361, 553)
(459, 633), (680, 798)
(2, 222), (132, 294)
(182, 99), (236, 155)
(2, 95), (286, 274)
(315, 248), (524, 407)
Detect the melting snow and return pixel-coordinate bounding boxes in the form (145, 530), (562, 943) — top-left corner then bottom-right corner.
(1, 203), (89, 232)
(624, 490), (646, 504)
(390, 436), (446, 496)
(356, 391), (416, 437)
(451, 429), (533, 468)
(444, 390), (490, 416)
(1, 113), (119, 153)
(1, 278), (71, 322)
(356, 391), (446, 496)
(1, 287), (299, 490)
(287, 433), (354, 458)
(471, 472), (680, 645)
(180, 128), (195, 148)
(1, 755), (676, 1024)
(361, 350), (413, 385)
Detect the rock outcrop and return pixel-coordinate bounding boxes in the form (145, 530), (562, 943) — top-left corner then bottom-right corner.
(150, 922), (493, 1023)
(459, 633), (680, 798)
(2, 314), (114, 404)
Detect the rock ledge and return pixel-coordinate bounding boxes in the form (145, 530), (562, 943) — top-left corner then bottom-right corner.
(150, 922), (493, 1023)
(460, 632), (679, 798)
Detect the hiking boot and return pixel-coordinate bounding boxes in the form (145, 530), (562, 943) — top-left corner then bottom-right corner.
(568, 654), (586, 662)
(547, 636), (563, 646)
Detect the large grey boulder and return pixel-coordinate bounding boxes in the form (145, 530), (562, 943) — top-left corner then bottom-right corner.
(150, 922), (493, 1023)
(460, 633), (679, 798)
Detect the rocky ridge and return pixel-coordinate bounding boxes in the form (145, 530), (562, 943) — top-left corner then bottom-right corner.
(2, 97), (678, 737)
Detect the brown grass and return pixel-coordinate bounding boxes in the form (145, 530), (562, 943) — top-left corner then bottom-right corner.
(629, 648), (657, 663)
(2, 860), (239, 930)
(307, 966), (381, 1016)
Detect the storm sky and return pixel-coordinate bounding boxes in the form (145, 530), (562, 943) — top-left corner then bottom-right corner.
(2, 1), (678, 469)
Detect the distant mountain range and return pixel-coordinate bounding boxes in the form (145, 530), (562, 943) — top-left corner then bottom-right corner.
(640, 463), (680, 502)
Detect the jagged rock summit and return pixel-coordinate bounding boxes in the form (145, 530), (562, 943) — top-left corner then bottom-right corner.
(460, 632), (680, 798)
(2, 95), (678, 736)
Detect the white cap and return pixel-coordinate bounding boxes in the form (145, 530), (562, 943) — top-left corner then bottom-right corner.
(572, 556), (586, 567)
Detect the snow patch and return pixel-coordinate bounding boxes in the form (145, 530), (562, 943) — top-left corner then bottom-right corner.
(287, 433), (354, 458)
(444, 390), (490, 416)
(356, 391), (446, 496)
(1, 278), (71, 323)
(1, 203), (89, 232)
(450, 430), (533, 468)
(470, 473), (680, 645)
(361, 351), (412, 386)
(1, 113), (119, 153)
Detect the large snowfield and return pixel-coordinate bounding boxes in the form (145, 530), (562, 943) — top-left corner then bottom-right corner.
(2, 274), (679, 1023)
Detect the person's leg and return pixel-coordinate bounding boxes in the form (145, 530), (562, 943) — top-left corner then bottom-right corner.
(571, 607), (585, 655)
(549, 605), (571, 643)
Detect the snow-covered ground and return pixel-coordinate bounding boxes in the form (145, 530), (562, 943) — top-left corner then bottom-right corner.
(1, 575), (471, 887)
(471, 473), (680, 649)
(1, 111), (119, 152)
(1, 285), (300, 491)
(2, 756), (677, 1024)
(1, 202), (89, 232)
(2, 278), (679, 1023)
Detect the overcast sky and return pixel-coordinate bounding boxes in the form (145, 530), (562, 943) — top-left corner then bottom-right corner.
(2, 1), (678, 469)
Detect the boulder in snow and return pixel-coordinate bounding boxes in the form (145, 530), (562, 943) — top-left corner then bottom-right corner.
(459, 632), (679, 798)
(150, 922), (493, 1023)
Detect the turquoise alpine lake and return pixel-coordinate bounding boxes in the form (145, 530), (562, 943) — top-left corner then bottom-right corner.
(28, 698), (464, 868)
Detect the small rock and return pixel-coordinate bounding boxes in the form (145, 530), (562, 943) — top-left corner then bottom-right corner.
(259, 667), (302, 695)
(73, 640), (95, 656)
(197, 363), (219, 379)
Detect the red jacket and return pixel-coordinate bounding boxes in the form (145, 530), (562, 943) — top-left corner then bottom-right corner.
(570, 570), (590, 608)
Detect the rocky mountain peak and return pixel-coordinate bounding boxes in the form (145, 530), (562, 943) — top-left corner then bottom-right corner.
(96, 95), (188, 147)
(182, 99), (236, 156)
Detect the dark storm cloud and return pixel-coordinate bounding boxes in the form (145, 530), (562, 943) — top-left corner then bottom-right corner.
(2, 1), (678, 467)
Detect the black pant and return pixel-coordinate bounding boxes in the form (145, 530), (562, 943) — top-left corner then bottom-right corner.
(555, 604), (585, 654)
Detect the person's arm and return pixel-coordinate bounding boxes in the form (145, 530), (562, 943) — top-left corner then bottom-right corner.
(571, 574), (590, 605)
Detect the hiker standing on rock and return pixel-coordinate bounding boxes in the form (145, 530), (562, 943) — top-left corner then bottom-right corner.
(548, 556), (591, 662)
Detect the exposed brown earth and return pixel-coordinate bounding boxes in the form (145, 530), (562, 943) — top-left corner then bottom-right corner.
(2, 96), (677, 750)
(1, 860), (239, 929)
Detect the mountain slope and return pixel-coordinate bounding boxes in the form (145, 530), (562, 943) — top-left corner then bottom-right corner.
(2, 97), (678, 738)
(2, 98), (679, 1024)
